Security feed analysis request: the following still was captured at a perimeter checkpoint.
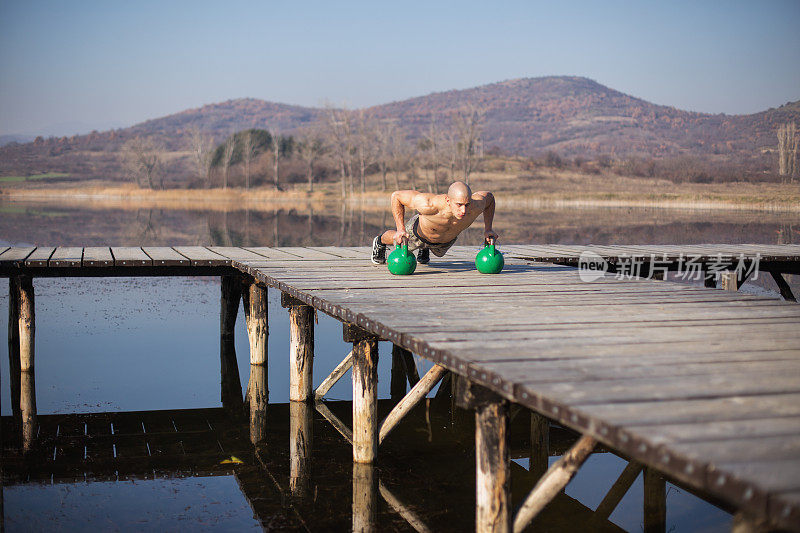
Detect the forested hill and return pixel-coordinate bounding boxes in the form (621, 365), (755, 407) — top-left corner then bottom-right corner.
(1, 76), (798, 171)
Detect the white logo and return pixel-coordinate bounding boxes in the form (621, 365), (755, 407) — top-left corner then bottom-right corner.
(578, 251), (608, 282)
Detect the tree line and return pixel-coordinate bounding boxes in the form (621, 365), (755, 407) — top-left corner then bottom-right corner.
(123, 104), (487, 194)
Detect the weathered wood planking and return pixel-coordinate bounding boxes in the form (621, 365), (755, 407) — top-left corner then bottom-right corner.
(241, 251), (800, 530)
(141, 247), (190, 267)
(24, 247), (55, 267)
(82, 247), (113, 267)
(49, 247), (83, 267)
(111, 247), (151, 266)
(0, 246), (36, 266)
(172, 246), (229, 267)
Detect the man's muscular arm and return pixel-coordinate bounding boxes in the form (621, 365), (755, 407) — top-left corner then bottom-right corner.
(475, 191), (498, 244)
(389, 190), (437, 244)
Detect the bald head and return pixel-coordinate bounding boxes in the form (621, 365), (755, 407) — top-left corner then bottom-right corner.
(447, 181), (472, 202)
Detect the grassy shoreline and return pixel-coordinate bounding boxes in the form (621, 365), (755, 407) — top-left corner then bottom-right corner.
(1, 183), (799, 212)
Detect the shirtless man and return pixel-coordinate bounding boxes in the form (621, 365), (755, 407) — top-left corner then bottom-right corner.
(372, 181), (498, 265)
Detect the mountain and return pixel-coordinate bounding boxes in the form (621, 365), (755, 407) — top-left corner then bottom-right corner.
(1, 76), (798, 177)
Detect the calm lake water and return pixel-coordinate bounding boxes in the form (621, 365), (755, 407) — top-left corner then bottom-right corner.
(2, 200), (799, 531)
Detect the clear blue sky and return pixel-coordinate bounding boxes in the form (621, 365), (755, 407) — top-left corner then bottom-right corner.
(1, 0), (798, 136)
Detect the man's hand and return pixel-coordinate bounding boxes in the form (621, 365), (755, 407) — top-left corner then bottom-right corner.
(393, 230), (410, 245)
(484, 230), (499, 245)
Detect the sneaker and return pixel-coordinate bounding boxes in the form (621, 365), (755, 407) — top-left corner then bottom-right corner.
(417, 246), (430, 264)
(371, 236), (387, 264)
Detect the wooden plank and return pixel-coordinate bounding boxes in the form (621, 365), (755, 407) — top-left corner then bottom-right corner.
(82, 247), (113, 267)
(206, 247), (269, 263)
(111, 247), (152, 266)
(243, 246), (303, 260)
(171, 246), (229, 267)
(276, 247), (345, 260)
(24, 246), (56, 267)
(627, 417), (800, 445)
(141, 247), (190, 267)
(49, 246), (83, 267)
(0, 246), (37, 267)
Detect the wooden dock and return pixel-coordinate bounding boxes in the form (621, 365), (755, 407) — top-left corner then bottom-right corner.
(3, 244), (800, 532)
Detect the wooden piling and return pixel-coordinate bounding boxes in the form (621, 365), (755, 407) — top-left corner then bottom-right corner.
(345, 324), (379, 464)
(17, 275), (35, 372)
(8, 277), (21, 423)
(247, 364), (268, 444)
(720, 270), (741, 291)
(314, 350), (353, 400)
(352, 463), (377, 532)
(390, 345), (407, 400)
(242, 281), (268, 365)
(643, 467), (667, 533)
(770, 271), (797, 301)
(530, 412), (550, 480)
(220, 275), (242, 338)
(289, 401), (313, 499)
(476, 400), (510, 533)
(283, 294), (314, 402)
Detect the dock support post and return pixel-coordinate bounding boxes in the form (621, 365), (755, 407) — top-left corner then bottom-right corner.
(703, 266), (716, 288)
(220, 275), (242, 338)
(770, 271), (797, 302)
(643, 467), (667, 533)
(379, 364), (447, 444)
(289, 401), (313, 499)
(243, 280), (268, 365)
(8, 278), (21, 425)
(352, 463), (377, 532)
(456, 380), (510, 533)
(281, 294), (314, 402)
(390, 345), (407, 400)
(344, 324), (379, 464)
(17, 275), (35, 372)
(530, 412), (550, 480)
(720, 270), (742, 291)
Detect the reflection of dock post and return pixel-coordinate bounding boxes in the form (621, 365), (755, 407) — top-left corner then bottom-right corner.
(530, 412), (550, 480)
(352, 463), (377, 533)
(281, 294), (314, 402)
(345, 324), (379, 463)
(289, 401), (313, 499)
(456, 380), (510, 533)
(20, 370), (37, 452)
(643, 467), (666, 533)
(220, 337), (243, 413)
(247, 364), (268, 444)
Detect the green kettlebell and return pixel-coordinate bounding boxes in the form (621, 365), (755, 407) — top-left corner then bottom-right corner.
(475, 242), (504, 274)
(387, 243), (417, 275)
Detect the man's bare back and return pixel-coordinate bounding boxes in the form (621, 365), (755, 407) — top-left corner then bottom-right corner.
(371, 181), (498, 264)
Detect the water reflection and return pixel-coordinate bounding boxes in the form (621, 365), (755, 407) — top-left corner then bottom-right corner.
(2, 200), (798, 249)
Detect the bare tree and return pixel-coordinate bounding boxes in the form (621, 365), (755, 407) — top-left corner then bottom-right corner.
(375, 119), (398, 191)
(778, 122), (798, 182)
(297, 125), (327, 192)
(221, 135), (236, 190)
(355, 111), (379, 194)
(324, 103), (354, 198)
(422, 117), (442, 193)
(391, 134), (411, 190)
(241, 130), (257, 190)
(188, 128), (214, 187)
(122, 136), (164, 189)
(452, 104), (486, 184)
(271, 130), (280, 190)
